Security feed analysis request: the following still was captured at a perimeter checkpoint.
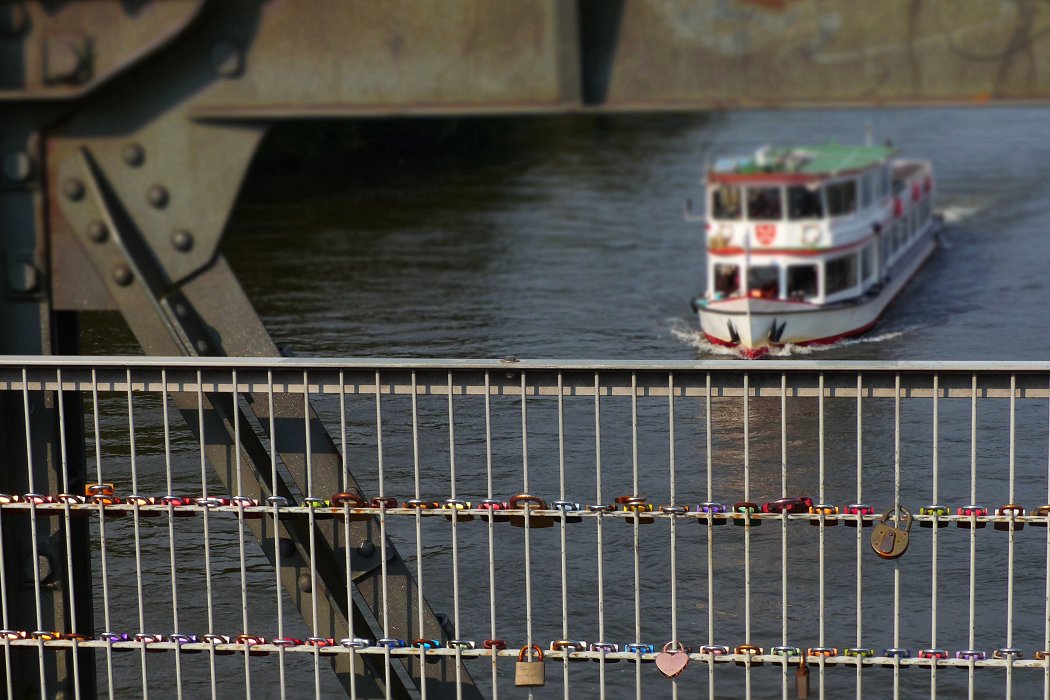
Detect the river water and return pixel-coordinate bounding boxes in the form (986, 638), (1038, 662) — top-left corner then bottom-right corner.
(81, 108), (1050, 698)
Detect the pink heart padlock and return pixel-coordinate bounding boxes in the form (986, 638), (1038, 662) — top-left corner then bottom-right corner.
(656, 641), (689, 678)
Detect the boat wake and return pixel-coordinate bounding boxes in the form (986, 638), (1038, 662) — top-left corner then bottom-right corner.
(668, 318), (913, 358)
(939, 203), (981, 224)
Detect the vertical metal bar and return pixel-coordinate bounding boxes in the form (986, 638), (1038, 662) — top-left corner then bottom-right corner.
(856, 372), (864, 700)
(893, 372), (901, 700)
(124, 369), (148, 700)
(411, 371), (426, 700)
(90, 371), (106, 697)
(630, 372), (642, 700)
(668, 372), (679, 700)
(522, 370), (533, 667)
(1006, 373), (1016, 699)
(931, 373), (939, 700)
(339, 370), (355, 700)
(594, 371), (606, 700)
(234, 369), (252, 700)
(21, 369), (46, 696)
(743, 372), (751, 700)
(483, 371), (497, 700)
(304, 370), (320, 699)
(55, 369), (82, 700)
(161, 370), (183, 699)
(198, 370), (217, 699)
(375, 371), (391, 700)
(818, 372), (827, 698)
(818, 372), (826, 699)
(557, 371), (569, 700)
(969, 373), (977, 700)
(781, 373), (788, 700)
(706, 372), (715, 700)
(518, 370), (536, 700)
(1045, 376), (1050, 700)
(448, 372), (464, 698)
(272, 370), (288, 700)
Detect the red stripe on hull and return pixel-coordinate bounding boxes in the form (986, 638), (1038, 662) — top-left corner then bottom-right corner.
(702, 318), (879, 359)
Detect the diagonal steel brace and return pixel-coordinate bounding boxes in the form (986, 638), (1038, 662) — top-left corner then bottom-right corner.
(64, 147), (479, 698)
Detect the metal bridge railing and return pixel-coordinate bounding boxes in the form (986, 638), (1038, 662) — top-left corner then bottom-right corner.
(2, 357), (1050, 699)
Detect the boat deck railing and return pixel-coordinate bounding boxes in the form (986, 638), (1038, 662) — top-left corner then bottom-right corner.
(2, 357), (1049, 699)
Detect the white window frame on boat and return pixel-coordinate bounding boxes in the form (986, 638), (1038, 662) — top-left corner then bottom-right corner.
(743, 184), (786, 222)
(822, 251), (861, 303)
(823, 177), (859, 219)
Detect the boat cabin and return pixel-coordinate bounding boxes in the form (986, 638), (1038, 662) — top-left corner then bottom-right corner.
(704, 144), (934, 306)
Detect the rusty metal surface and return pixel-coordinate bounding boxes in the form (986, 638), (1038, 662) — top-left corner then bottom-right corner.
(599, 0), (1050, 107)
(0, 0), (205, 99)
(8, 0), (1050, 114)
(189, 0), (582, 116)
(185, 0), (1050, 116)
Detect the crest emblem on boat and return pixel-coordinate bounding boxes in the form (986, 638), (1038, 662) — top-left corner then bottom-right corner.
(755, 223), (776, 245)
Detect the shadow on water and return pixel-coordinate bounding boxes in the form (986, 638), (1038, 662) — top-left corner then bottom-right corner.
(221, 113), (712, 359)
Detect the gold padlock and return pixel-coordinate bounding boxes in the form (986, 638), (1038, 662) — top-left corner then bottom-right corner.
(515, 645), (545, 687)
(870, 506), (912, 559)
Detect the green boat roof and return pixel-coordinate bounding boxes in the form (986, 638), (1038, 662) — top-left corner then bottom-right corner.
(714, 144), (895, 176)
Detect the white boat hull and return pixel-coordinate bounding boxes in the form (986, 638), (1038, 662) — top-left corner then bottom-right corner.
(697, 223), (939, 356)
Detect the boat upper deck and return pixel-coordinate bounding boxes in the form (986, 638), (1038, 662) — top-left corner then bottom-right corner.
(710, 144), (895, 183)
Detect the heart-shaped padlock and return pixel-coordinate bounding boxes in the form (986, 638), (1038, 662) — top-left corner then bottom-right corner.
(870, 506), (912, 559)
(656, 640), (689, 678)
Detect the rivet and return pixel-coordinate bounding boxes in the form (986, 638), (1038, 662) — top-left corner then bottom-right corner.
(122, 143), (145, 167)
(2, 151), (33, 182)
(211, 40), (244, 78)
(146, 185), (169, 208)
(171, 229), (193, 252)
(112, 265), (133, 286)
(86, 221), (108, 243)
(278, 538), (295, 559)
(62, 178), (85, 201)
(195, 339), (208, 353)
(297, 573), (311, 592)
(172, 302), (187, 318)
(356, 540), (376, 558)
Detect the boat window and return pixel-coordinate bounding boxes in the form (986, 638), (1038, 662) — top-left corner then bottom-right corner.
(825, 253), (858, 295)
(713, 264), (739, 298)
(711, 185), (742, 219)
(861, 244), (874, 281)
(746, 187), (783, 220)
(860, 172), (873, 208)
(787, 265), (818, 300)
(747, 265), (780, 299)
(825, 180), (857, 217)
(787, 185), (823, 219)
(872, 168), (884, 201)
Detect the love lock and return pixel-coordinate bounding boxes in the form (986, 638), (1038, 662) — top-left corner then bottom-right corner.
(655, 641), (689, 678)
(515, 645), (545, 687)
(870, 506), (912, 560)
(508, 494), (553, 529)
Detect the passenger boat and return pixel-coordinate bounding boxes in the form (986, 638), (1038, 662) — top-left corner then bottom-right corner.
(689, 143), (942, 358)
